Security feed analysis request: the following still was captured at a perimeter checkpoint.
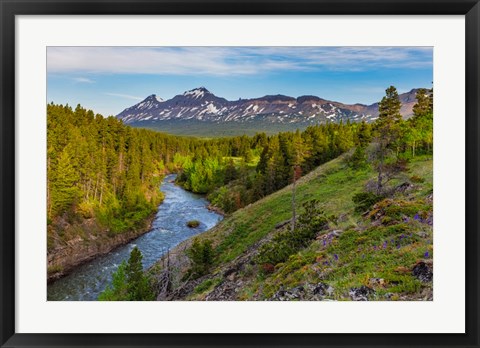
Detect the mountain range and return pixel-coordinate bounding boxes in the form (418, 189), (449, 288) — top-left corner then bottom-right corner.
(116, 87), (423, 136)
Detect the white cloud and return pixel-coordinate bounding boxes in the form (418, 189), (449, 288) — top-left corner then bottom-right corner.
(47, 47), (432, 76)
(105, 93), (143, 101)
(72, 77), (95, 83)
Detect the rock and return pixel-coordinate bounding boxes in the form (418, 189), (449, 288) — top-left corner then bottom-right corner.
(316, 230), (343, 241)
(425, 193), (433, 204)
(313, 282), (334, 296)
(271, 282), (333, 301)
(417, 231), (429, 238)
(331, 230), (344, 237)
(271, 290), (298, 301)
(66, 236), (83, 246)
(337, 213), (348, 223)
(349, 285), (375, 301)
(293, 285), (304, 292)
(186, 220), (200, 228)
(223, 267), (237, 278)
(368, 278), (386, 287)
(395, 182), (414, 194)
(412, 262), (433, 282)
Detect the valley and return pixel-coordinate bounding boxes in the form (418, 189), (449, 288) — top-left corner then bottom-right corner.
(47, 85), (434, 302)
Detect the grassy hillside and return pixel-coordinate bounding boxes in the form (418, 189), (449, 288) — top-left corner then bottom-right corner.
(151, 153), (433, 301)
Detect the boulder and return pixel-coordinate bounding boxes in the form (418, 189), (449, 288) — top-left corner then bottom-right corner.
(412, 262), (433, 283)
(313, 282), (334, 297)
(349, 285), (375, 301)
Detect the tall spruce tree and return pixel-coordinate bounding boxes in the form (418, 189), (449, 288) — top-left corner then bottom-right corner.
(372, 86), (403, 195)
(99, 247), (154, 301)
(412, 88), (432, 117)
(126, 246), (154, 300)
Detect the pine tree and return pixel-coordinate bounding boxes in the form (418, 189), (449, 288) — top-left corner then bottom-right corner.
(371, 86), (403, 195)
(49, 147), (80, 216)
(378, 86), (402, 122)
(412, 88), (432, 117)
(125, 246), (154, 300)
(98, 247), (154, 301)
(187, 239), (214, 278)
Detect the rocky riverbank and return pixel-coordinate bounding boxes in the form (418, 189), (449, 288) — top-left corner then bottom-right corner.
(47, 213), (156, 282)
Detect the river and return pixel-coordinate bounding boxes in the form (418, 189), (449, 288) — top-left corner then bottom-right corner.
(47, 174), (223, 301)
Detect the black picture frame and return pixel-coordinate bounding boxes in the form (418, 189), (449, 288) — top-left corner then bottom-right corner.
(1, 0), (479, 347)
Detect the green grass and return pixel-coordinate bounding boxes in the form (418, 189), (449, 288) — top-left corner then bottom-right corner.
(209, 155), (371, 264)
(192, 277), (222, 295)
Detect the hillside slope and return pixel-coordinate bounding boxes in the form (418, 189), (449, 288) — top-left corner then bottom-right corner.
(150, 153), (433, 301)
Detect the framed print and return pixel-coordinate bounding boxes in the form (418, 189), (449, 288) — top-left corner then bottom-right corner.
(1, 0), (479, 347)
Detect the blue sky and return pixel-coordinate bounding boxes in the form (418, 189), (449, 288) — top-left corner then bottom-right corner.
(47, 47), (433, 117)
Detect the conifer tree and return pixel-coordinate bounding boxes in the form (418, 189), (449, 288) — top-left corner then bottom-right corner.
(412, 88), (432, 117)
(99, 247), (154, 301)
(371, 86), (403, 195)
(49, 147), (80, 216)
(126, 247), (154, 300)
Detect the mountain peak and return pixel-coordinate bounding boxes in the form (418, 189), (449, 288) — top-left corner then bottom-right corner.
(183, 87), (211, 99)
(144, 94), (164, 103)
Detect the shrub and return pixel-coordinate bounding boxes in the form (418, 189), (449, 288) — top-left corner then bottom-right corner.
(47, 264), (63, 275)
(261, 263), (275, 274)
(187, 220), (200, 228)
(77, 200), (95, 219)
(187, 239), (214, 278)
(367, 198), (429, 223)
(352, 191), (383, 213)
(99, 247), (155, 301)
(255, 200), (331, 266)
(410, 175), (425, 183)
(346, 146), (368, 169)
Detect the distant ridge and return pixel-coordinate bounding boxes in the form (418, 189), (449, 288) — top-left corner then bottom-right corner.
(117, 87), (424, 133)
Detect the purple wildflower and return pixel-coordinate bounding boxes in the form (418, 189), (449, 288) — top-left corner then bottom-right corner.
(383, 241), (388, 249)
(373, 245), (377, 250)
(424, 251), (430, 258)
(414, 213), (420, 221)
(396, 244), (401, 249)
(323, 240), (326, 247)
(334, 254), (339, 261)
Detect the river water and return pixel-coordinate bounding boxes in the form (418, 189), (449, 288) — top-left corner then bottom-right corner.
(47, 174), (223, 301)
